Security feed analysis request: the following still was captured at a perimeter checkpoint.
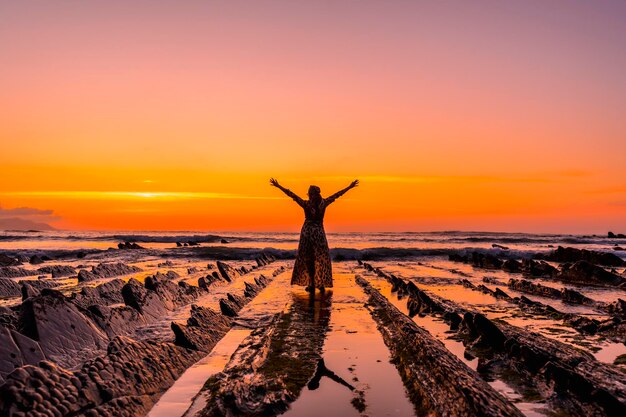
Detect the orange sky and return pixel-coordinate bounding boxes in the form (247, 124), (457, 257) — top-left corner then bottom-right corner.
(1, 1), (625, 233)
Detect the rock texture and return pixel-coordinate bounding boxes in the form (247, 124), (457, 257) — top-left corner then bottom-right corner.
(360, 263), (626, 416)
(356, 275), (523, 417)
(0, 259), (283, 417)
(18, 290), (109, 363)
(557, 260), (626, 287)
(77, 262), (142, 282)
(36, 265), (76, 278)
(541, 246), (625, 266)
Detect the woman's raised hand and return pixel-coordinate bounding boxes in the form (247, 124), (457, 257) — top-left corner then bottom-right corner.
(269, 178), (280, 188)
(350, 179), (359, 188)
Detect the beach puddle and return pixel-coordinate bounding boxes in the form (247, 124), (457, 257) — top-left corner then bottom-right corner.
(284, 270), (415, 417)
(147, 329), (252, 417)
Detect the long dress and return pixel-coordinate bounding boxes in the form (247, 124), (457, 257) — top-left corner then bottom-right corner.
(280, 188), (348, 289)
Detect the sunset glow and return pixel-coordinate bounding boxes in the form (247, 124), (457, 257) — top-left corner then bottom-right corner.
(2, 1), (625, 233)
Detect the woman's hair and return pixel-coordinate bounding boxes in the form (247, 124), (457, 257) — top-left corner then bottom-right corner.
(308, 185), (322, 204)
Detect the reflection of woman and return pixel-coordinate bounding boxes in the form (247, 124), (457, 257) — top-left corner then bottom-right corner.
(270, 178), (359, 292)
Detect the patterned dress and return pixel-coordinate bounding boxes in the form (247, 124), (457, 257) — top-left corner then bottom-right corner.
(281, 187), (350, 289)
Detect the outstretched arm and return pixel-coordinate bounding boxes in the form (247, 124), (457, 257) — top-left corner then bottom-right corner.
(269, 178), (305, 207)
(325, 179), (359, 205)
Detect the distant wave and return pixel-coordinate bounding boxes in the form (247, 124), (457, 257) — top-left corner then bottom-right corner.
(179, 246), (544, 261)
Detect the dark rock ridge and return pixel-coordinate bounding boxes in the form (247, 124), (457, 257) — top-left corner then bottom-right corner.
(609, 231), (626, 239)
(449, 248), (626, 288)
(216, 260), (240, 281)
(170, 273), (274, 352)
(117, 241), (144, 250)
(0, 278), (59, 298)
(360, 263), (626, 416)
(355, 275), (523, 417)
(36, 265), (76, 278)
(558, 260), (626, 287)
(0, 254), (21, 267)
(508, 278), (596, 306)
(70, 278), (125, 309)
(0, 325), (46, 384)
(0, 338), (204, 417)
(0, 267), (37, 278)
(18, 290), (109, 362)
(0, 279), (21, 298)
(521, 258), (558, 277)
(463, 279), (624, 340)
(77, 262), (142, 282)
(172, 306), (231, 351)
(540, 246), (625, 266)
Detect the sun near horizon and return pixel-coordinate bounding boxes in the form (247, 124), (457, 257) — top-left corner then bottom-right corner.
(1, 1), (625, 234)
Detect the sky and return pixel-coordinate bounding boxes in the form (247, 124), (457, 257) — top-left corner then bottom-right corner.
(1, 0), (625, 233)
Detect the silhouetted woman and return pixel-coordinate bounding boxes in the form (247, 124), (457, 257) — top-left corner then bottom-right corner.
(270, 178), (359, 292)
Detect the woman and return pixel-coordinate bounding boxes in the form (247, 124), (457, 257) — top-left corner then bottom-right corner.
(270, 178), (359, 292)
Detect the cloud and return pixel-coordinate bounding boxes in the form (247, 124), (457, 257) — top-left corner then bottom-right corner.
(0, 205), (54, 217)
(0, 191), (281, 201)
(0, 204), (60, 230)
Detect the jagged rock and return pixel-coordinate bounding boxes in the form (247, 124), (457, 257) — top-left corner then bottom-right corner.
(71, 278), (125, 308)
(0, 254), (20, 267)
(448, 253), (468, 263)
(0, 325), (46, 384)
(0, 337), (204, 417)
(492, 244), (509, 250)
(121, 278), (169, 319)
(471, 252), (502, 269)
(187, 241), (199, 246)
(144, 272), (197, 309)
(176, 241), (183, 247)
(172, 305), (231, 351)
(255, 252), (275, 266)
(227, 292), (246, 309)
(502, 259), (521, 273)
(77, 262), (142, 282)
(607, 299), (626, 319)
(29, 255), (45, 265)
(244, 281), (260, 298)
(36, 264), (76, 278)
(521, 259), (558, 277)
(220, 238), (228, 244)
(508, 278), (597, 307)
(198, 276), (209, 289)
(542, 246), (625, 266)
(21, 282), (39, 300)
(216, 261), (239, 282)
(608, 231), (626, 239)
(0, 278), (21, 297)
(88, 304), (147, 337)
(18, 290), (109, 362)
(0, 267), (36, 278)
(466, 312), (506, 349)
(483, 276), (506, 285)
(558, 260), (626, 287)
(117, 241), (144, 250)
(219, 298), (239, 317)
(158, 260), (174, 267)
(187, 267), (199, 274)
